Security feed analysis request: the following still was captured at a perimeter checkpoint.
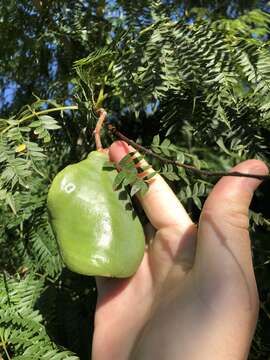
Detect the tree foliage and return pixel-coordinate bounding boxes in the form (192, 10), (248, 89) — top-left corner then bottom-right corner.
(1, 1), (270, 359)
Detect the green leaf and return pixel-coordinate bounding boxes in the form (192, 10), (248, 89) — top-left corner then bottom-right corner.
(139, 181), (149, 196)
(216, 138), (231, 155)
(161, 138), (171, 148)
(44, 123), (61, 130)
(186, 186), (192, 198)
(176, 152), (185, 163)
(113, 171), (126, 190)
(130, 181), (143, 197)
(1, 167), (15, 183)
(193, 196), (202, 210)
(198, 183), (205, 195)
(131, 155), (144, 165)
(34, 126), (45, 135)
(193, 183), (198, 196)
(102, 161), (116, 170)
(39, 115), (56, 123)
(29, 151), (47, 159)
(0, 189), (7, 200)
(160, 147), (171, 157)
(119, 152), (136, 167)
(152, 134), (160, 146)
(143, 171), (157, 181)
(43, 134), (51, 143)
(6, 192), (17, 214)
(29, 120), (42, 128)
(137, 165), (151, 173)
(163, 172), (179, 181)
(123, 172), (138, 186)
(152, 146), (161, 154)
(40, 115), (61, 130)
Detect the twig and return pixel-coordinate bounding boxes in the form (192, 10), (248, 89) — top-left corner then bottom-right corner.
(109, 125), (270, 181)
(94, 108), (107, 150)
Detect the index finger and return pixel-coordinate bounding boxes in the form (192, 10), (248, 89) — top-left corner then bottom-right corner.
(109, 141), (193, 231)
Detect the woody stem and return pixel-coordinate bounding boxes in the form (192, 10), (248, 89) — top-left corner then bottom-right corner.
(94, 108), (107, 150)
(109, 125), (270, 181)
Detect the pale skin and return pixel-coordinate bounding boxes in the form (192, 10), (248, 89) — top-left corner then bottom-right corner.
(92, 140), (269, 360)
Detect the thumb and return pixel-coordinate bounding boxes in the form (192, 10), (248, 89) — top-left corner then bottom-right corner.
(196, 159), (268, 285)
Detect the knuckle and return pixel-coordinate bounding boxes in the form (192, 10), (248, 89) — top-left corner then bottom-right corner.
(201, 206), (249, 231)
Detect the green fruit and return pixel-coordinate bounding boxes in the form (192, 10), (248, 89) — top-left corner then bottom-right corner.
(47, 151), (145, 278)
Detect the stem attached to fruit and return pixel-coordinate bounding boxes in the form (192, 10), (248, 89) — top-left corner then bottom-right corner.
(94, 108), (107, 151)
(109, 125), (270, 181)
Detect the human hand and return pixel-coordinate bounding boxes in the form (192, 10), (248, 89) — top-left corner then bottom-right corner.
(92, 140), (268, 360)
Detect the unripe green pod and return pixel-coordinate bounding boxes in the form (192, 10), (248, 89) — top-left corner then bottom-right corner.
(47, 151), (145, 278)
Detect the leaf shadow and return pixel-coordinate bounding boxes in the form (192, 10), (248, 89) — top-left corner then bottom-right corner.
(35, 268), (97, 360)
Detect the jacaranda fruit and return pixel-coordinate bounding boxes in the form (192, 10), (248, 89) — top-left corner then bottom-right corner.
(47, 151), (145, 278)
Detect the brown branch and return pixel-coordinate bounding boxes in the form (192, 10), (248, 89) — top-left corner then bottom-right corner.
(109, 125), (270, 181)
(94, 108), (107, 150)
